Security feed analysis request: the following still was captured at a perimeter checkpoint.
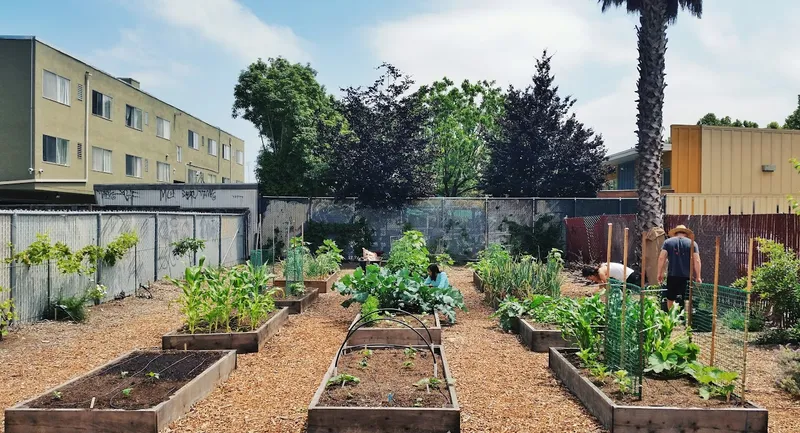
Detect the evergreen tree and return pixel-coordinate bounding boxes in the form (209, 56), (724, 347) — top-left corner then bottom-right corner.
(481, 51), (608, 197)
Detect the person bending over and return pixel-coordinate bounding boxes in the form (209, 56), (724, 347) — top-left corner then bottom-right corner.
(582, 262), (641, 286)
(424, 264), (450, 289)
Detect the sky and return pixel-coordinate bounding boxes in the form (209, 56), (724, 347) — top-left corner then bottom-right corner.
(3, 0), (800, 182)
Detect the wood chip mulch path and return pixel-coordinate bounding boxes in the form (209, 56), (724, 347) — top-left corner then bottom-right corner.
(0, 267), (797, 432)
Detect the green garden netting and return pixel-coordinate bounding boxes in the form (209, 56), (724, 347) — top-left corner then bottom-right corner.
(284, 244), (305, 294)
(604, 280), (646, 398)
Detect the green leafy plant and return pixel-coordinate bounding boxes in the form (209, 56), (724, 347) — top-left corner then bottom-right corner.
(686, 362), (739, 401)
(413, 377), (442, 391)
(310, 239), (344, 277)
(335, 265), (466, 323)
(645, 332), (700, 378)
(171, 238), (206, 259)
(287, 282), (306, 297)
(722, 308), (765, 332)
(733, 239), (800, 328)
(413, 397), (423, 407)
(589, 364), (611, 383)
(404, 347), (418, 359)
(121, 388), (133, 397)
(0, 288), (17, 339)
(86, 284), (107, 305)
(387, 230), (430, 277)
(120, 371), (129, 378)
(613, 370), (633, 394)
(491, 294), (567, 332)
(46, 294), (88, 323)
(481, 249), (564, 303)
(360, 348), (373, 357)
(358, 358), (369, 369)
(467, 243), (511, 279)
(434, 252), (454, 268)
(146, 371), (160, 380)
(776, 345), (800, 397)
(557, 292), (606, 358)
(52, 391), (62, 400)
(756, 326), (800, 345)
(403, 360), (415, 369)
(360, 295), (380, 327)
(326, 374), (360, 388)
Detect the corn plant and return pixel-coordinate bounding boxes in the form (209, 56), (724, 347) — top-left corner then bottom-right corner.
(167, 260), (207, 334)
(0, 288), (16, 340)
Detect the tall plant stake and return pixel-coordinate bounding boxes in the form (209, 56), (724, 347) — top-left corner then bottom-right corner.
(710, 236), (720, 366)
(619, 228), (629, 370)
(742, 237), (754, 403)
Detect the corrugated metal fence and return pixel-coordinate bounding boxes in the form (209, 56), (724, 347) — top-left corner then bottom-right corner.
(0, 211), (248, 323)
(260, 197), (638, 259)
(565, 214), (800, 286)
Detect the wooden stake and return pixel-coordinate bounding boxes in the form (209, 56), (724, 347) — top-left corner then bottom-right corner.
(639, 232), (646, 399)
(90, 397), (96, 409)
(742, 237), (754, 404)
(640, 232), (647, 288)
(620, 228), (630, 368)
(605, 223), (613, 305)
(687, 232), (696, 328)
(710, 237), (720, 366)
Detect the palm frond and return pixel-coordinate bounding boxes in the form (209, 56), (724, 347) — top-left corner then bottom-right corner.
(598, 0), (703, 22)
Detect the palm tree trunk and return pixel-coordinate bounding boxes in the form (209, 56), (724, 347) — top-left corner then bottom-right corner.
(635, 0), (667, 239)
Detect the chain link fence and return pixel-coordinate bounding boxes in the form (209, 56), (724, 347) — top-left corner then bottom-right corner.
(0, 211), (248, 323)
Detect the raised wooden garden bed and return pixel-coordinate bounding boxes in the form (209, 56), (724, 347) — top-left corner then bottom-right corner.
(549, 347), (768, 433)
(308, 345), (460, 433)
(473, 271), (484, 292)
(513, 317), (575, 352)
(275, 287), (319, 314)
(274, 272), (340, 294)
(162, 307), (289, 353)
(347, 312), (442, 346)
(5, 349), (236, 433)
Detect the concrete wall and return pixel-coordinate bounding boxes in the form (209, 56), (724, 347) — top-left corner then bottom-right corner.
(0, 37), (245, 195)
(0, 38), (33, 182)
(0, 210), (248, 323)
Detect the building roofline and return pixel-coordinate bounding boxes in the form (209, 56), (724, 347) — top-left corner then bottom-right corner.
(605, 142), (671, 165)
(94, 183), (257, 191)
(0, 35), (244, 142)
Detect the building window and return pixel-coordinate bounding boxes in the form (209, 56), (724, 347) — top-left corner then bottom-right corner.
(92, 91), (112, 119)
(125, 105), (142, 130)
(187, 168), (203, 184)
(92, 147), (112, 173)
(176, 146), (182, 162)
(662, 167), (671, 188)
(157, 117), (171, 140)
(157, 162), (171, 182)
(188, 130), (199, 149)
(208, 139), (218, 156)
(222, 177), (230, 183)
(43, 135), (69, 165)
(617, 161), (636, 190)
(43, 70), (70, 105)
(125, 154), (142, 178)
(236, 150), (244, 165)
(223, 144), (231, 160)
(207, 174), (217, 183)
(144, 111), (149, 126)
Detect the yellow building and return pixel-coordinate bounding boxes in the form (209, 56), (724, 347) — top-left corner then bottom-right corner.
(667, 124), (800, 214)
(0, 36), (245, 204)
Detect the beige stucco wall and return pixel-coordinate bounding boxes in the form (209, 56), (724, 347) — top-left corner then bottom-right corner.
(0, 38), (34, 182)
(665, 194), (795, 215)
(5, 39), (245, 195)
(700, 126), (800, 195)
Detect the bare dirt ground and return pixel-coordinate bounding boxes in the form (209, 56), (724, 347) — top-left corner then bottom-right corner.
(0, 267), (797, 432)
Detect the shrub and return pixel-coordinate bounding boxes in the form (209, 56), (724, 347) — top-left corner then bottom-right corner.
(501, 214), (561, 259)
(733, 239), (800, 328)
(467, 243), (510, 278)
(308, 239), (343, 277)
(777, 345), (800, 397)
(171, 238), (206, 259)
(386, 230), (430, 277)
(722, 308), (765, 332)
(755, 326), (800, 345)
(45, 294), (88, 323)
(360, 295), (380, 327)
(0, 288), (16, 340)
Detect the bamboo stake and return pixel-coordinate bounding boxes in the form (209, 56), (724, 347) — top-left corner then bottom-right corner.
(620, 228), (630, 369)
(742, 237), (754, 404)
(710, 236), (720, 366)
(605, 223), (613, 306)
(638, 232), (646, 399)
(687, 232), (696, 328)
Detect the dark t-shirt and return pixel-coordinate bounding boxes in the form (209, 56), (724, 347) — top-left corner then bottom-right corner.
(662, 236), (698, 278)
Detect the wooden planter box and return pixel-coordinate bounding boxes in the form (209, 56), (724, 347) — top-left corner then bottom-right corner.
(473, 271), (484, 292)
(5, 349), (236, 433)
(274, 272), (339, 294)
(513, 317), (575, 352)
(346, 312), (442, 346)
(162, 307), (289, 353)
(549, 348), (768, 433)
(275, 287), (319, 315)
(308, 345), (460, 433)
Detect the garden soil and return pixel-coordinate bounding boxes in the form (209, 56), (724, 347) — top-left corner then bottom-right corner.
(0, 269), (798, 432)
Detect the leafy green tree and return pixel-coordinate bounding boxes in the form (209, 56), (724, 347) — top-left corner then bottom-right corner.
(598, 0), (703, 237)
(419, 78), (504, 196)
(328, 64), (435, 207)
(767, 121), (782, 129)
(232, 58), (342, 196)
(481, 51), (608, 197)
(696, 113), (758, 128)
(784, 95), (800, 130)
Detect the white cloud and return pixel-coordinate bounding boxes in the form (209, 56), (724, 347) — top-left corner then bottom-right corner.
(141, 0), (310, 64)
(370, 0), (800, 153)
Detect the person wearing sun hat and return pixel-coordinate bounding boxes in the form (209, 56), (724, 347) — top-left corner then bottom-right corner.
(657, 224), (701, 311)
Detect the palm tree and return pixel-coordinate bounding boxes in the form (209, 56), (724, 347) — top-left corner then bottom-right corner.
(598, 0), (702, 236)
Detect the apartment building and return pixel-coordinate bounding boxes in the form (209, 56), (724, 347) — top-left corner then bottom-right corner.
(0, 36), (245, 204)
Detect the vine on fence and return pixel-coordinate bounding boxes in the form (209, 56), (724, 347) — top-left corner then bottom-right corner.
(171, 237), (206, 259)
(5, 231), (140, 276)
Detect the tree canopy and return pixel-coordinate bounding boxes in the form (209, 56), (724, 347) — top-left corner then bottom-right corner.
(697, 113), (758, 128)
(481, 51), (608, 197)
(419, 78), (504, 197)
